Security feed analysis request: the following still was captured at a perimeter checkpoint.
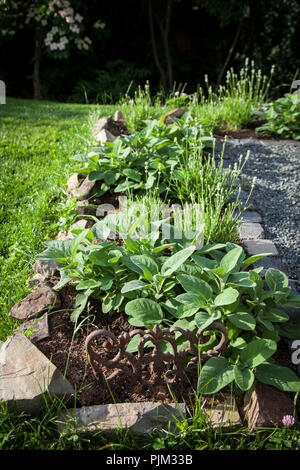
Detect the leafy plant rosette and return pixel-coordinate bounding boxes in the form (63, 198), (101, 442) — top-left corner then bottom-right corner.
(37, 219), (300, 395)
(255, 93), (300, 140)
(72, 113), (213, 199)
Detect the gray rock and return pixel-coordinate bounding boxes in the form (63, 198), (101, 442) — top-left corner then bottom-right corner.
(240, 223), (265, 240)
(240, 211), (262, 223)
(28, 273), (46, 287)
(9, 286), (61, 322)
(92, 116), (112, 138)
(243, 381), (297, 429)
(202, 395), (242, 428)
(14, 312), (50, 343)
(57, 402), (186, 435)
(33, 258), (58, 278)
(67, 219), (90, 238)
(252, 255), (288, 275)
(243, 239), (279, 256)
(0, 334), (74, 414)
(95, 129), (116, 145)
(55, 231), (72, 241)
(114, 110), (124, 121)
(74, 177), (96, 201)
(67, 173), (79, 195)
(69, 219), (89, 231)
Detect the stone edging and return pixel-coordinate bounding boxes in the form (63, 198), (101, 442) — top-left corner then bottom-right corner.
(1, 110), (298, 434)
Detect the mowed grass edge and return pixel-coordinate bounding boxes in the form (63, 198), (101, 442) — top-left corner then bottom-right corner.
(0, 98), (116, 340)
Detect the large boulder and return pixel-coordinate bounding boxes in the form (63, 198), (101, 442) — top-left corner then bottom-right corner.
(0, 334), (74, 414)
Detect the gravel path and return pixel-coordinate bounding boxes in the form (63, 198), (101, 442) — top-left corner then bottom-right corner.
(218, 138), (300, 293)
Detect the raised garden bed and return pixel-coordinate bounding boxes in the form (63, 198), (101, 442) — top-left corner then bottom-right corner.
(1, 108), (300, 435)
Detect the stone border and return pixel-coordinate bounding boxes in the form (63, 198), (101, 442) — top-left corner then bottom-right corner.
(1, 110), (299, 433)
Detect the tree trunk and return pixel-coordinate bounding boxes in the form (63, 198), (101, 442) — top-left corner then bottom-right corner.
(148, 0), (167, 88)
(163, 0), (173, 89)
(155, 0), (173, 90)
(33, 27), (42, 99)
(214, 18), (244, 92)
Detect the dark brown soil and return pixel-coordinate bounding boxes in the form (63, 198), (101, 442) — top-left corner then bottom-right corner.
(214, 128), (279, 140)
(34, 272), (295, 415)
(213, 117), (278, 140)
(37, 280), (201, 408)
(108, 119), (131, 137)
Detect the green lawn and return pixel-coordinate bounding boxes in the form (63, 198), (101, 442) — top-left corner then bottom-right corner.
(0, 98), (299, 451)
(0, 98), (116, 341)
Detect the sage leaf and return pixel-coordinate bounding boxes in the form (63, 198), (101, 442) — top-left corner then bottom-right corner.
(198, 357), (235, 394)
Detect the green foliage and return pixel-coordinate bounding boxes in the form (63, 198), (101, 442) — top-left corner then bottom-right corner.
(75, 114), (244, 242)
(192, 59), (274, 131)
(255, 93), (300, 140)
(38, 229), (300, 394)
(118, 82), (167, 131)
(71, 60), (152, 104)
(74, 112), (213, 198)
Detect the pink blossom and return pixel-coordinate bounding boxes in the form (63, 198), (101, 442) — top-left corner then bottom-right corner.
(282, 415), (295, 427)
(75, 13), (83, 22)
(65, 16), (75, 23)
(70, 25), (80, 34)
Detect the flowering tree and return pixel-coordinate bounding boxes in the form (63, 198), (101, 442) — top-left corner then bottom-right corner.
(0, 0), (105, 98)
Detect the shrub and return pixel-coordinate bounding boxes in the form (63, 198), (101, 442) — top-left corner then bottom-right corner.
(255, 93), (300, 140)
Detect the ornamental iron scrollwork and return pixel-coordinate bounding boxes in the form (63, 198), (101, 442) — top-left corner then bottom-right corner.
(85, 322), (228, 388)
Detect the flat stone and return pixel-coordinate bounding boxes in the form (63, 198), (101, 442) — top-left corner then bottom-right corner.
(69, 219), (89, 231)
(113, 110), (123, 121)
(74, 177), (96, 201)
(240, 223), (265, 240)
(0, 334), (74, 414)
(55, 231), (72, 241)
(67, 219), (89, 238)
(161, 108), (188, 125)
(202, 396), (242, 428)
(57, 402), (186, 435)
(33, 258), (58, 278)
(243, 239), (279, 256)
(28, 273), (45, 288)
(252, 255), (288, 275)
(92, 116), (112, 138)
(243, 381), (297, 430)
(95, 129), (116, 145)
(9, 286), (60, 322)
(230, 190), (256, 210)
(240, 211), (262, 223)
(67, 173), (79, 195)
(14, 312), (49, 343)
